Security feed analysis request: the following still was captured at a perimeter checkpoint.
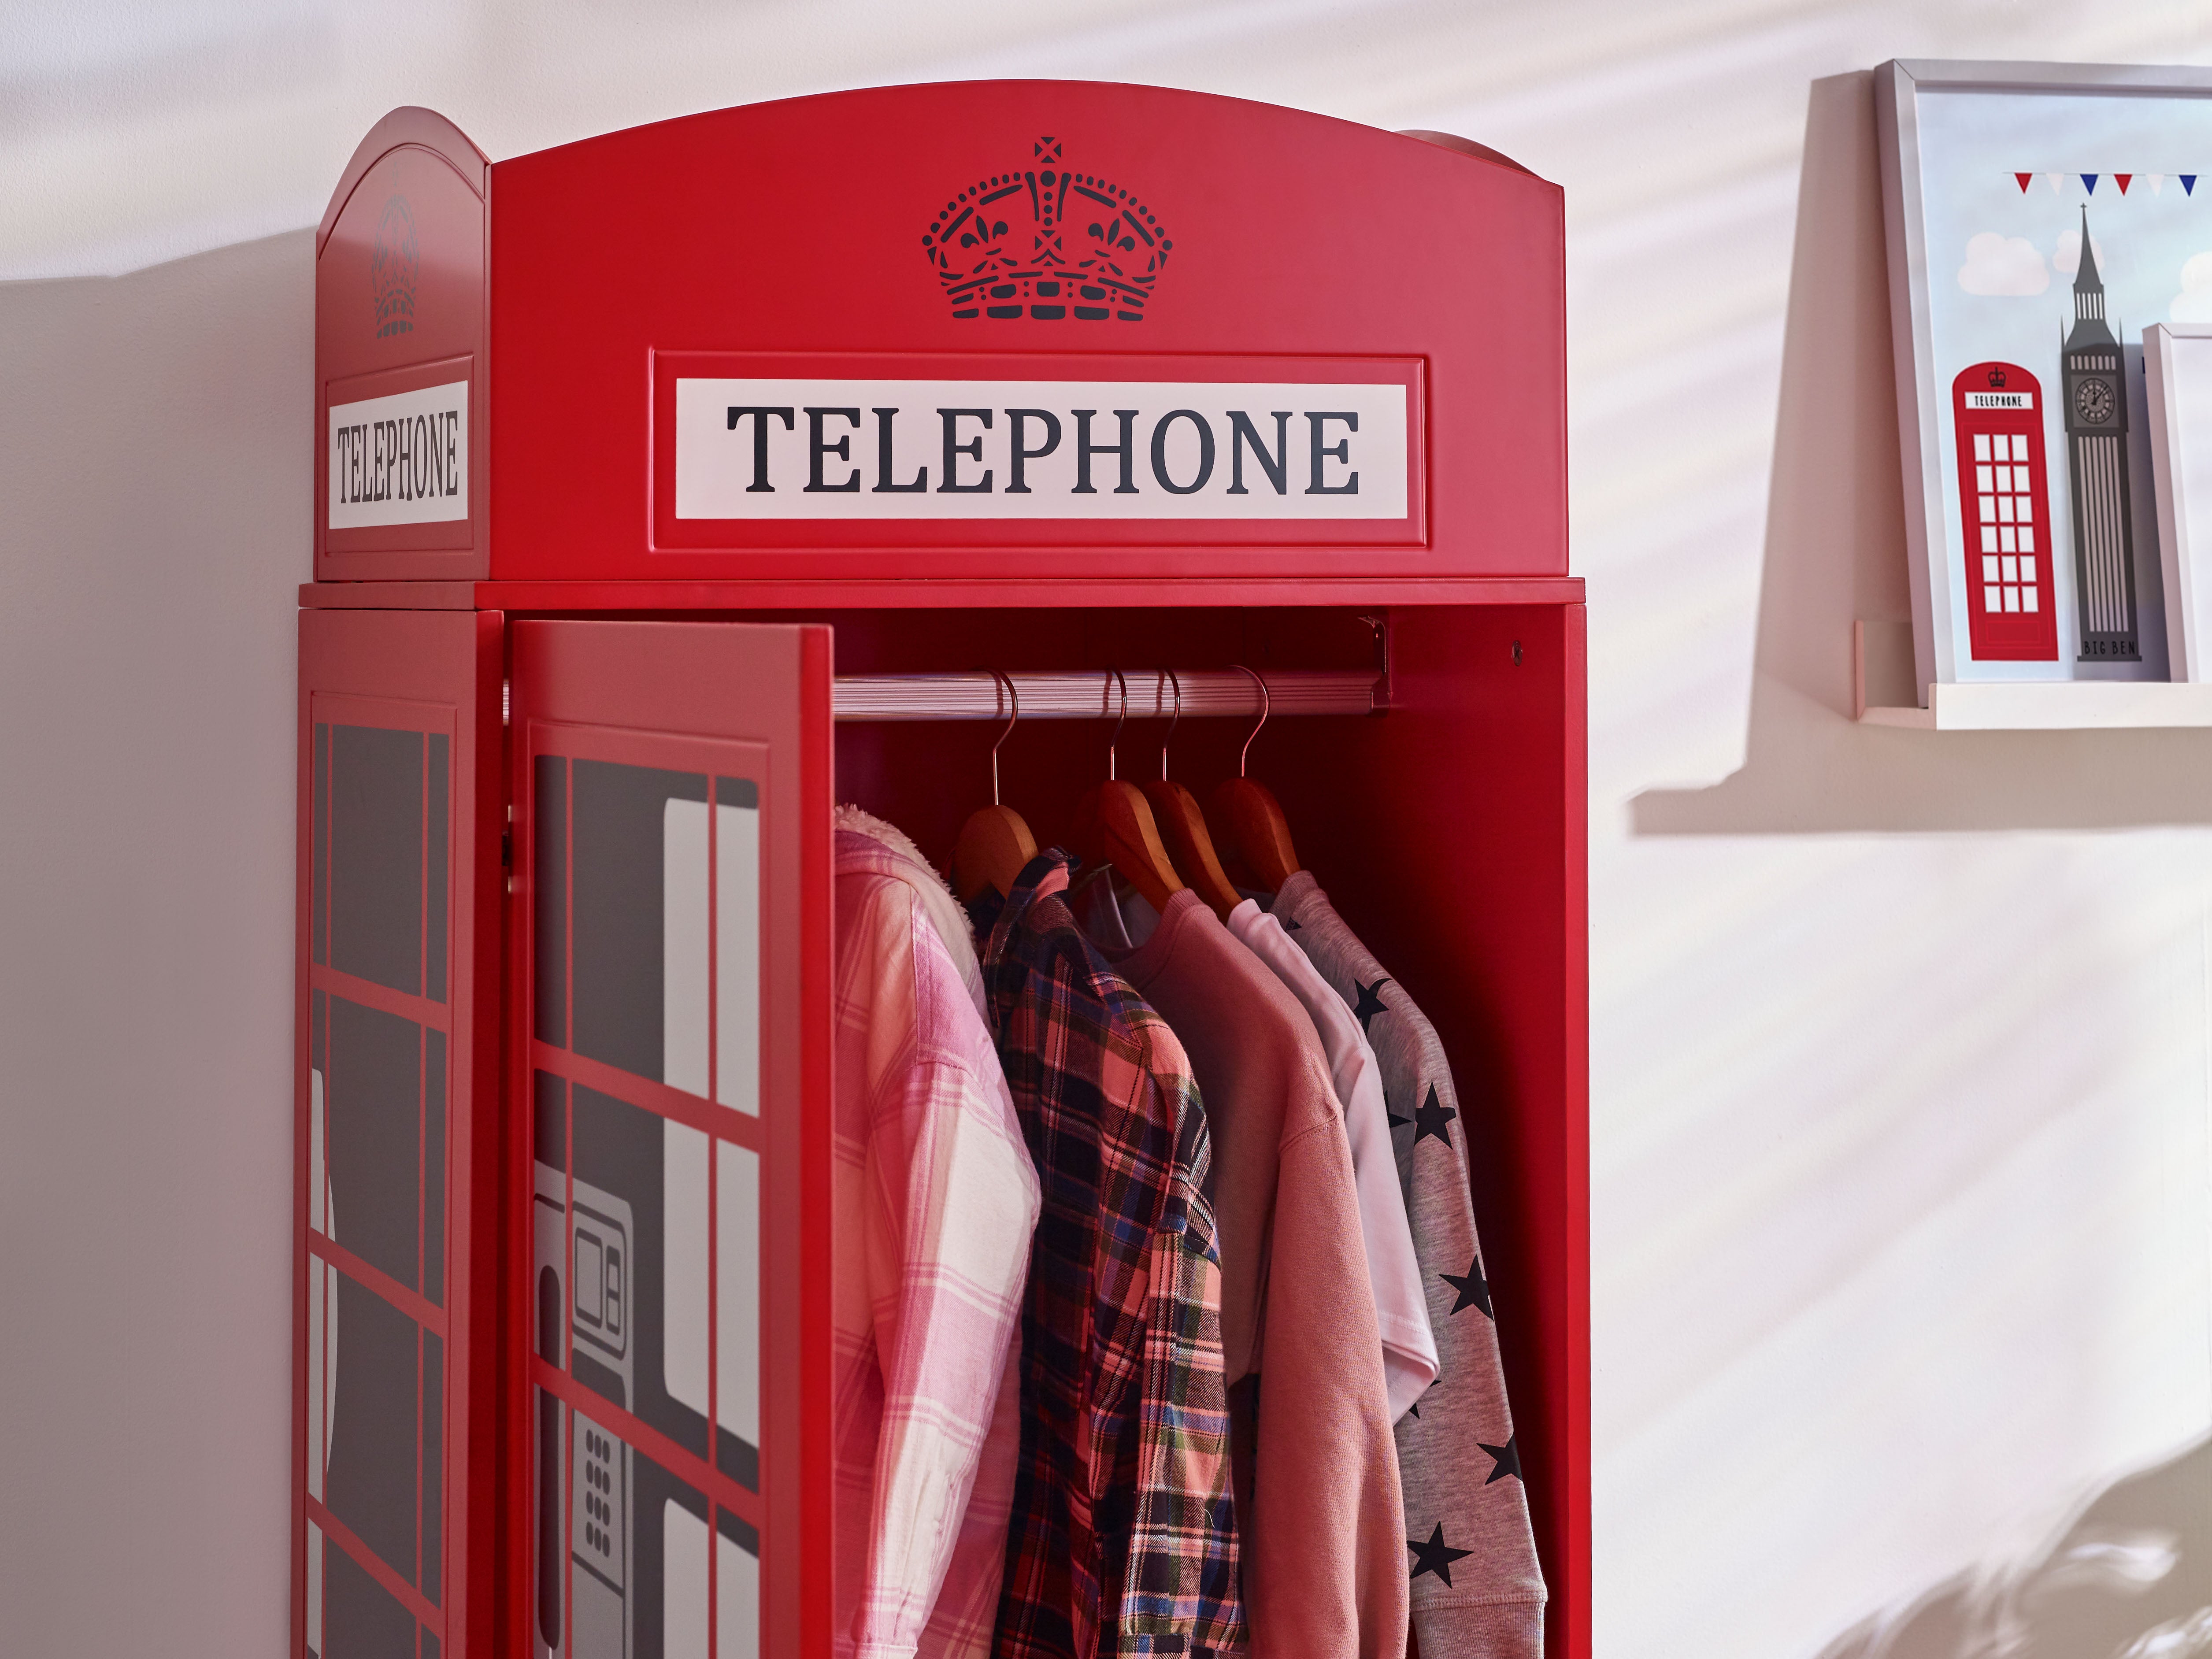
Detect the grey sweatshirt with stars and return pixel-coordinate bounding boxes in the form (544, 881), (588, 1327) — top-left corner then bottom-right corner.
(1274, 871), (1548, 1659)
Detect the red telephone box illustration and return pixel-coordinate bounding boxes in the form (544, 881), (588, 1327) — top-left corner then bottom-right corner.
(296, 88), (1591, 1659)
(1951, 362), (2059, 661)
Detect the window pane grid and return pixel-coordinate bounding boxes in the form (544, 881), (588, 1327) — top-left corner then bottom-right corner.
(530, 746), (768, 1659)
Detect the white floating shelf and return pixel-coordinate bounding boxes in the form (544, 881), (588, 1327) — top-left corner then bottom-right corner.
(1860, 680), (2212, 730)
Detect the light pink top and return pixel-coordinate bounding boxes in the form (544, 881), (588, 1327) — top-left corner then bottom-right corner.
(831, 811), (1041, 1659)
(1226, 898), (1438, 1419)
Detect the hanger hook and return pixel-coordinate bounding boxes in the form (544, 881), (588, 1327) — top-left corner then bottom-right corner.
(1104, 668), (1129, 781)
(1159, 668), (1182, 781)
(1230, 664), (1270, 778)
(986, 669), (1018, 807)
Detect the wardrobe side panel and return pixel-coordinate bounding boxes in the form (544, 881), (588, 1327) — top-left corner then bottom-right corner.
(295, 604), (504, 1659)
(1279, 601), (1589, 1659)
(317, 130), (491, 581)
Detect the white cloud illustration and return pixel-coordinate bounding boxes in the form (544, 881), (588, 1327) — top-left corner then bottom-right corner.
(2171, 251), (2212, 322)
(2054, 226), (2108, 278)
(1958, 232), (2049, 296)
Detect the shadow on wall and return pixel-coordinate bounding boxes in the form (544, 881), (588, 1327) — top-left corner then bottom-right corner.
(1631, 72), (2212, 835)
(1817, 1436), (2212, 1658)
(0, 229), (310, 1653)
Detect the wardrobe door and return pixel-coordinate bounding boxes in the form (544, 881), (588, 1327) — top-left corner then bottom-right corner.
(296, 607), (504, 1659)
(509, 621), (834, 1659)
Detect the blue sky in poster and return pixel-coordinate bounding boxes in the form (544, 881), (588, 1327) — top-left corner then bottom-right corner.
(1915, 85), (2212, 680)
(1922, 86), (2212, 366)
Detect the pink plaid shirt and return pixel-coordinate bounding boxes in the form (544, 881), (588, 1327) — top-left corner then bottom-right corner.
(834, 820), (1042, 1659)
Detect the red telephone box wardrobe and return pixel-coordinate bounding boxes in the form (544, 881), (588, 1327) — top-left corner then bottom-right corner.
(294, 84), (1588, 1659)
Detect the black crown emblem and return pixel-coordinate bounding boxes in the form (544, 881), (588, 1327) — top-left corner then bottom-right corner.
(922, 137), (1172, 322)
(1988, 367), (2008, 388)
(371, 195), (418, 339)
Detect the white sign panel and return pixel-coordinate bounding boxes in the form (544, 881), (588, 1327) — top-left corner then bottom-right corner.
(328, 379), (469, 529)
(672, 378), (1409, 519)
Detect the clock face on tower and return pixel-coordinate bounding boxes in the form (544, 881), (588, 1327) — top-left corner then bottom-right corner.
(2075, 376), (2116, 425)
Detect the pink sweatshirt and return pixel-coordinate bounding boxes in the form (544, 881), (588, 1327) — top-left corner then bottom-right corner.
(1089, 887), (1408, 1659)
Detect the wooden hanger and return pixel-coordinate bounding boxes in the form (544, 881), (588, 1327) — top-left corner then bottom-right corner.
(950, 670), (1039, 902)
(1139, 669), (1244, 920)
(1069, 669), (1186, 916)
(1207, 665), (1303, 894)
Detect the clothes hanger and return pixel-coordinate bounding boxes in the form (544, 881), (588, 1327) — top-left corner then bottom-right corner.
(1067, 668), (1186, 915)
(949, 670), (1039, 902)
(1207, 664), (1303, 893)
(1139, 669), (1244, 920)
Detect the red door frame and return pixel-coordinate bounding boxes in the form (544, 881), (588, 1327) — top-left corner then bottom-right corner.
(501, 620), (836, 1658)
(294, 607), (504, 1659)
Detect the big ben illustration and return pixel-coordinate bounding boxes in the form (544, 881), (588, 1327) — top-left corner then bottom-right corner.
(2061, 208), (2141, 660)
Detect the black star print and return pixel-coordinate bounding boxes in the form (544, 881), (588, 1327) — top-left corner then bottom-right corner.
(1407, 1523), (1475, 1586)
(1441, 1252), (1492, 1318)
(1282, 915), (1301, 932)
(1479, 1434), (1523, 1484)
(1404, 1377), (1438, 1419)
(1351, 976), (1391, 1033)
(1386, 1106), (1412, 1134)
(1411, 1084), (1456, 1149)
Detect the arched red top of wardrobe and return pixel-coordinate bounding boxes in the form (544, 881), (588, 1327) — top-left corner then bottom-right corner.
(313, 81), (1567, 589)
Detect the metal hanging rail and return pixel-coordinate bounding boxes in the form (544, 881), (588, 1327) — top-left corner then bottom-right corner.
(830, 668), (1380, 722)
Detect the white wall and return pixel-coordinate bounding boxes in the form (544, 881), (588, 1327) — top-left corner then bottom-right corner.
(4, 3), (2211, 1655)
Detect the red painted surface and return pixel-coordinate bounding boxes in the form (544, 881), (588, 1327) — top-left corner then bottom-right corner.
(299, 575), (1586, 611)
(506, 621), (835, 1659)
(317, 108), (491, 580)
(307, 82), (1561, 587)
(295, 607), (503, 1659)
(301, 81), (1586, 1659)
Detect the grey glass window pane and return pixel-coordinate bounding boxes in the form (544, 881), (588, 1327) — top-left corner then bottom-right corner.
(421, 1631), (439, 1659)
(716, 1141), (760, 1493)
(327, 1274), (420, 1586)
(568, 1083), (708, 1459)
(326, 997), (422, 1292)
(570, 759), (707, 1084)
(569, 1423), (708, 1659)
(421, 1329), (442, 1608)
(423, 1029), (445, 1309)
(426, 733), (449, 1004)
(719, 1506), (762, 1659)
(331, 725), (424, 996)
(312, 989), (326, 1074)
(537, 1388), (562, 1650)
(534, 757), (566, 1048)
(313, 723), (330, 967)
(324, 1540), (415, 1659)
(534, 1069), (567, 1171)
(717, 1506), (760, 1558)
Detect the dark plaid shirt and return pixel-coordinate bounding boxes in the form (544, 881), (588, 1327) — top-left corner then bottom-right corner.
(981, 854), (1245, 1659)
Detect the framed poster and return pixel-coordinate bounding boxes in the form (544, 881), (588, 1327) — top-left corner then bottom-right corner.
(2143, 321), (2212, 679)
(1874, 59), (2212, 695)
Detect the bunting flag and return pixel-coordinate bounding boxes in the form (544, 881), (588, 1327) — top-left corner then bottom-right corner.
(2013, 169), (2202, 196)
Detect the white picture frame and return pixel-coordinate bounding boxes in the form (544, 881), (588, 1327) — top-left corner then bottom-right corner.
(2142, 322), (2212, 679)
(1875, 59), (2212, 698)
